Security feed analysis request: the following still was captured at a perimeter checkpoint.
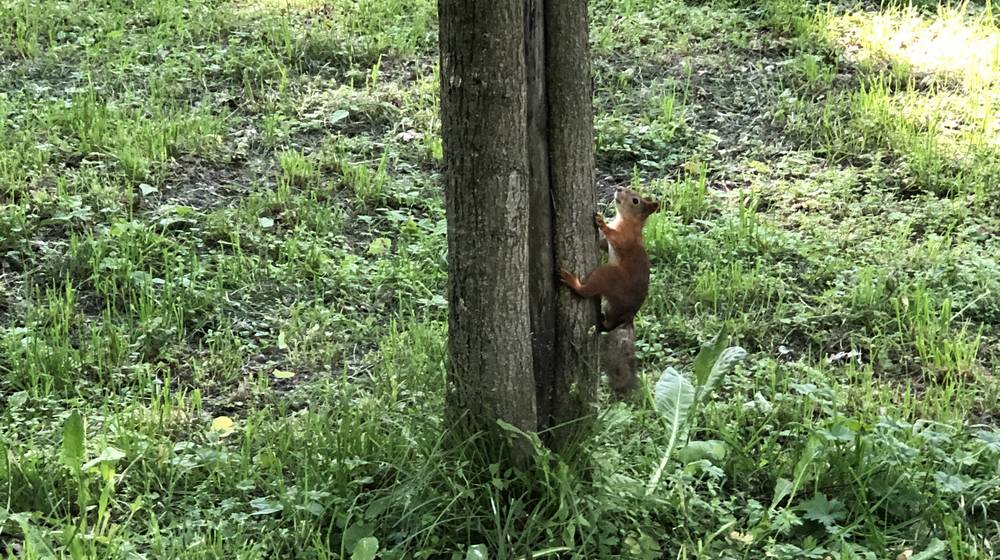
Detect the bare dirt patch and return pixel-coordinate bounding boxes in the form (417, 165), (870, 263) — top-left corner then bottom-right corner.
(153, 155), (259, 211)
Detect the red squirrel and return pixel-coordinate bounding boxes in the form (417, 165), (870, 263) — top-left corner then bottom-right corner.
(560, 186), (659, 332)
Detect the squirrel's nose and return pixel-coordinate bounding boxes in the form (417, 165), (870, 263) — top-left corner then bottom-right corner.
(615, 187), (623, 193)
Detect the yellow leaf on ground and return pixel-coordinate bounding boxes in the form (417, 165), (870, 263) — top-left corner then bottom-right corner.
(211, 416), (235, 435)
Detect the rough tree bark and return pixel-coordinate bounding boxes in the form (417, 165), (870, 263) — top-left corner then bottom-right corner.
(525, 0), (557, 436)
(544, 0), (601, 444)
(439, 0), (598, 458)
(438, 1), (538, 454)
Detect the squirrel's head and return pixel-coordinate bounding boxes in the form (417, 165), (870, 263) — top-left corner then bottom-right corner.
(614, 186), (660, 222)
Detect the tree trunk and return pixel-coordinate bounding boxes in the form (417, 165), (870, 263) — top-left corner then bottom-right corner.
(438, 0), (537, 457)
(545, 0), (600, 445)
(524, 0), (557, 436)
(439, 0), (599, 459)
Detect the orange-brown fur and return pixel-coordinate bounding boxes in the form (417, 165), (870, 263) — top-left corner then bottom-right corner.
(559, 186), (659, 332)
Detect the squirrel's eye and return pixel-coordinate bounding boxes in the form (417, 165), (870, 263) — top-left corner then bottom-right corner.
(632, 198), (639, 204)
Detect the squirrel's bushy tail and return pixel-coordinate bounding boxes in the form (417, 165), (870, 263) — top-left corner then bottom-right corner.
(602, 324), (639, 397)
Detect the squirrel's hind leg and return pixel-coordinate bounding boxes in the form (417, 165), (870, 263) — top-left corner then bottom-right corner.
(562, 265), (624, 299)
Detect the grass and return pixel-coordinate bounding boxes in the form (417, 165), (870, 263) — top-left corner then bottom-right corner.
(1, 0), (998, 557)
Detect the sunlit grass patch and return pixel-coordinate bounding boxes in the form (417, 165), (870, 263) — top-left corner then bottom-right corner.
(780, 67), (1000, 198)
(830, 2), (1000, 92)
(767, 0), (1000, 197)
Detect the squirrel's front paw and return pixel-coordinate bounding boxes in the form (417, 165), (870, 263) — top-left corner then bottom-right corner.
(558, 268), (575, 286)
(594, 213), (607, 228)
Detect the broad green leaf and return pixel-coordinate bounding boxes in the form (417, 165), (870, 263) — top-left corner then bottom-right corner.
(692, 328), (729, 388)
(81, 447), (126, 471)
(685, 459), (724, 478)
(821, 421), (856, 443)
(304, 501), (324, 516)
(974, 429), (1000, 453)
(351, 536), (379, 560)
(770, 477), (793, 510)
(330, 109), (350, 124)
(130, 270), (153, 288)
(934, 472), (970, 493)
(773, 508), (802, 533)
(259, 216), (274, 229)
(798, 493), (845, 529)
(700, 346), (747, 398)
(249, 497), (283, 515)
(342, 523), (374, 552)
(647, 367), (695, 495)
(625, 530), (661, 560)
(272, 370), (296, 379)
(789, 436), (823, 502)
(677, 440), (727, 464)
(910, 538), (947, 560)
(61, 411), (85, 472)
(8, 391), (27, 409)
(653, 367), (695, 424)
(366, 496), (391, 519)
(464, 544), (487, 560)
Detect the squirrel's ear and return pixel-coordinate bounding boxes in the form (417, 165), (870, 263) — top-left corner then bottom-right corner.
(644, 201), (660, 216)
